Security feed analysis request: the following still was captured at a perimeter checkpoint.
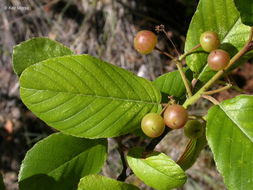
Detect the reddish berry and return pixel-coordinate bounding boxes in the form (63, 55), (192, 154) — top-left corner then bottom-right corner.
(134, 30), (157, 54)
(164, 104), (188, 129)
(208, 49), (230, 71)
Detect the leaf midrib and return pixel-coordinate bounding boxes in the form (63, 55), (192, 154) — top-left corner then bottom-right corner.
(47, 147), (93, 177)
(21, 87), (161, 105)
(140, 157), (185, 179)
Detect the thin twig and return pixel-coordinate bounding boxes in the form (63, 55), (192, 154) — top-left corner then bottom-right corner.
(216, 80), (243, 93)
(160, 103), (169, 115)
(115, 137), (129, 181)
(202, 84), (232, 95)
(154, 47), (175, 59)
(117, 146), (128, 181)
(201, 95), (220, 105)
(176, 60), (192, 97)
(191, 78), (198, 90)
(161, 27), (180, 57)
(179, 44), (201, 61)
(188, 115), (206, 122)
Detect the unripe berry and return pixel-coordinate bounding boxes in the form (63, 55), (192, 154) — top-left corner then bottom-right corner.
(200, 31), (220, 52)
(141, 113), (165, 138)
(184, 120), (204, 139)
(164, 104), (188, 129)
(207, 49), (230, 71)
(134, 30), (157, 54)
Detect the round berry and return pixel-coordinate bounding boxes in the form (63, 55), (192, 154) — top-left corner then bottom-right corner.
(134, 30), (157, 54)
(141, 113), (165, 138)
(164, 104), (188, 129)
(200, 31), (220, 52)
(184, 120), (204, 139)
(208, 49), (230, 71)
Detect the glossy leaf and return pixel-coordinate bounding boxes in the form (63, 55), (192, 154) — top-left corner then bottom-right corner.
(153, 69), (192, 100)
(0, 172), (5, 190)
(13, 37), (74, 76)
(234, 0), (253, 26)
(77, 174), (140, 190)
(19, 55), (161, 138)
(185, 0), (252, 82)
(19, 133), (107, 190)
(177, 134), (207, 171)
(127, 147), (187, 190)
(206, 95), (253, 190)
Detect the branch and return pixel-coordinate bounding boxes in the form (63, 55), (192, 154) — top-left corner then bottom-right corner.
(115, 137), (129, 182)
(176, 60), (192, 97)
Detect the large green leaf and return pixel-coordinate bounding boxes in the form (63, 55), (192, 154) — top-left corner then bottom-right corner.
(19, 55), (161, 138)
(185, 0), (252, 82)
(77, 174), (140, 190)
(234, 0), (253, 26)
(0, 172), (5, 190)
(153, 69), (192, 100)
(177, 134), (207, 171)
(206, 95), (253, 190)
(127, 147), (187, 190)
(13, 37), (74, 76)
(19, 133), (107, 190)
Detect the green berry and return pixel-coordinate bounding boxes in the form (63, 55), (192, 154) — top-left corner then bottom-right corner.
(164, 104), (188, 129)
(184, 120), (204, 139)
(208, 49), (230, 71)
(134, 30), (157, 54)
(200, 31), (220, 52)
(141, 113), (165, 138)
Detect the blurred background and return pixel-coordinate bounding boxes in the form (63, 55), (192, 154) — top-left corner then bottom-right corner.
(1, 0), (252, 189)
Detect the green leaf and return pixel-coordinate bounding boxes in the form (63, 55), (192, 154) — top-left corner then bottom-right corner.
(19, 133), (107, 190)
(77, 174), (140, 190)
(13, 37), (74, 76)
(234, 0), (253, 26)
(127, 147), (187, 190)
(185, 0), (252, 82)
(206, 95), (253, 190)
(19, 54), (162, 138)
(177, 134), (207, 171)
(153, 69), (192, 100)
(0, 172), (5, 190)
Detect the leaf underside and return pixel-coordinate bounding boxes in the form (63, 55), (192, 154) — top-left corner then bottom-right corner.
(19, 54), (162, 138)
(177, 134), (207, 171)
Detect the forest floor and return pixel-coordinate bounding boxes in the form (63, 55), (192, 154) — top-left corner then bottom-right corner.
(1, 0), (253, 190)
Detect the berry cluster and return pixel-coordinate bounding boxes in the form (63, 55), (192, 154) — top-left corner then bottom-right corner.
(133, 30), (231, 139)
(141, 104), (204, 139)
(200, 31), (230, 71)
